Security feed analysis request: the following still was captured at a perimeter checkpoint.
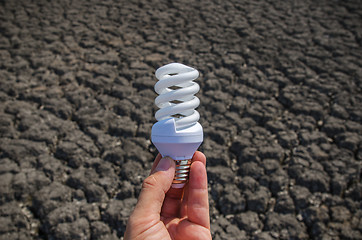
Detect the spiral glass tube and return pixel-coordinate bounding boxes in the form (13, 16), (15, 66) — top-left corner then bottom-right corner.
(154, 63), (200, 131)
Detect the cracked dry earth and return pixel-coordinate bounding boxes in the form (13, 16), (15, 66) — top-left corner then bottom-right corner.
(0, 0), (361, 239)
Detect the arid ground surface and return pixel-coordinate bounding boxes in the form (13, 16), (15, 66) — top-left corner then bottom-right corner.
(0, 0), (361, 239)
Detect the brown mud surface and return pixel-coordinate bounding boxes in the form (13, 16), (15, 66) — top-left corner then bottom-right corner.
(0, 0), (361, 239)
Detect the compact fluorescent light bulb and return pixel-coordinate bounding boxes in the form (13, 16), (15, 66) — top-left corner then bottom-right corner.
(151, 63), (203, 188)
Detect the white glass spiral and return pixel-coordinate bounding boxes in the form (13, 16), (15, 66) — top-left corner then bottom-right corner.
(154, 63), (200, 130)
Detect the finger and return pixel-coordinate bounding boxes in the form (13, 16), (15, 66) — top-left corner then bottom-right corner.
(180, 151), (207, 217)
(192, 151), (206, 166)
(186, 161), (210, 229)
(150, 153), (162, 174)
(132, 157), (175, 218)
(175, 220), (212, 240)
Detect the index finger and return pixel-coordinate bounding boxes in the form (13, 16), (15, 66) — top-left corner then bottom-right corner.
(192, 151), (206, 166)
(186, 160), (210, 229)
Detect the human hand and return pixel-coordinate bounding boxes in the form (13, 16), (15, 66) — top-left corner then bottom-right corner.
(124, 151), (211, 240)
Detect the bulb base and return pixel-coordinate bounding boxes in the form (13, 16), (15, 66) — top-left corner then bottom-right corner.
(151, 118), (203, 160)
(151, 118), (203, 188)
(172, 159), (192, 188)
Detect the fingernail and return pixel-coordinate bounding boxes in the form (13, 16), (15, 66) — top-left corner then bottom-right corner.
(155, 157), (172, 172)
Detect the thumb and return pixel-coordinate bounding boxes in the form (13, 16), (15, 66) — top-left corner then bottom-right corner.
(133, 157), (175, 216)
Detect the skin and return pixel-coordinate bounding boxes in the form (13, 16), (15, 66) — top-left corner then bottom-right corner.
(124, 151), (212, 240)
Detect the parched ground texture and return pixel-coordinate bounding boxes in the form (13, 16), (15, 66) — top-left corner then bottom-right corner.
(0, 0), (361, 239)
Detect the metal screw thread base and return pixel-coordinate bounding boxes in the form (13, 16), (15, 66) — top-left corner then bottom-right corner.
(172, 159), (192, 186)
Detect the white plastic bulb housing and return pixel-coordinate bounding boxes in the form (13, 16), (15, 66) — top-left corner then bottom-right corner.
(151, 63), (203, 188)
